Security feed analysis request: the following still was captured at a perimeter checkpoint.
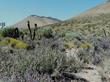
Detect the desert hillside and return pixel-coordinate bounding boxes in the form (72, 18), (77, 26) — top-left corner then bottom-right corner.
(76, 2), (110, 17)
(1, 1), (110, 82)
(12, 15), (61, 29)
(51, 1), (110, 37)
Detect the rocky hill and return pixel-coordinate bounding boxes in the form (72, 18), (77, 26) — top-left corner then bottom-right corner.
(12, 15), (61, 29)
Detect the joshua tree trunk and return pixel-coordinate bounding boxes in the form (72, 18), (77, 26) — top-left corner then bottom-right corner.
(27, 21), (37, 40)
(27, 21), (33, 40)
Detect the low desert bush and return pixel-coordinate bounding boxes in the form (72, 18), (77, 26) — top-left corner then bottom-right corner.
(36, 26), (53, 39)
(63, 31), (84, 42)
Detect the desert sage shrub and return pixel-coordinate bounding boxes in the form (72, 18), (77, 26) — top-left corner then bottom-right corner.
(0, 47), (62, 81)
(91, 37), (110, 64)
(77, 36), (110, 65)
(90, 36), (110, 52)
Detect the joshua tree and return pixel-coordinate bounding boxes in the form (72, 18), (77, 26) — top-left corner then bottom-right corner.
(32, 24), (37, 40)
(27, 21), (33, 40)
(27, 21), (37, 40)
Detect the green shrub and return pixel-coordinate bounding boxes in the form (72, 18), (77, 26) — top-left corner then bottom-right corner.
(1, 27), (20, 38)
(36, 26), (53, 39)
(63, 31), (82, 41)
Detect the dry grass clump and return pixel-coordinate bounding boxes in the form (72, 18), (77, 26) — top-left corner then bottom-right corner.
(0, 38), (29, 49)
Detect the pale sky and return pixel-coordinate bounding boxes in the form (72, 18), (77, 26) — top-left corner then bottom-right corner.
(0, 0), (105, 26)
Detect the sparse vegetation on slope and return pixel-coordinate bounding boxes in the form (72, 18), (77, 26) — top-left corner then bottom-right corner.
(1, 12), (110, 82)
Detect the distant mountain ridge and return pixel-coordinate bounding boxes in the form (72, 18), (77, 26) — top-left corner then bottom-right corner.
(12, 15), (61, 29)
(30, 15), (61, 21)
